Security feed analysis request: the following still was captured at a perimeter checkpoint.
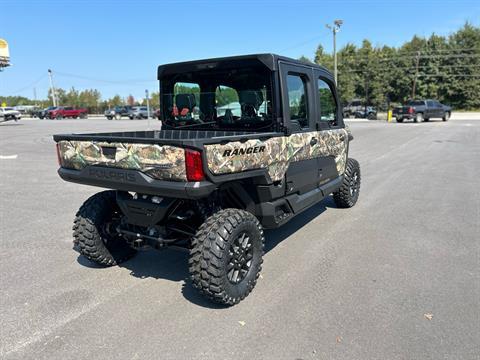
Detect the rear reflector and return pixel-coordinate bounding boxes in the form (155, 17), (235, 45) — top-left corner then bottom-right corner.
(185, 149), (204, 182)
(55, 143), (63, 166)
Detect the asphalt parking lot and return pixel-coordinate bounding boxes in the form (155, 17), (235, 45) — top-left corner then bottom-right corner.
(1, 117), (479, 360)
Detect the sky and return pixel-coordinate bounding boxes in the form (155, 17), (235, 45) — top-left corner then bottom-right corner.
(1, 0), (479, 101)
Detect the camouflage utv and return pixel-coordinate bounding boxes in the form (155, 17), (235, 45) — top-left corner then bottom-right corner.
(54, 54), (361, 306)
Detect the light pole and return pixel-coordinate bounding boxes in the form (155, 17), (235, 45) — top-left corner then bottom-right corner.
(145, 89), (151, 129)
(48, 69), (57, 107)
(326, 19), (343, 85)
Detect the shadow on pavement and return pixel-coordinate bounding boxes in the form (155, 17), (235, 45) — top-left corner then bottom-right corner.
(0, 122), (23, 126)
(76, 196), (336, 308)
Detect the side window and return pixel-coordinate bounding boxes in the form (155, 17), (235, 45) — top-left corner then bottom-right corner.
(318, 78), (337, 124)
(287, 74), (308, 129)
(427, 100), (435, 107)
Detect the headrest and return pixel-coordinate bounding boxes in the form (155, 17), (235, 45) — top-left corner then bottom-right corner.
(238, 90), (264, 110)
(175, 93), (196, 111)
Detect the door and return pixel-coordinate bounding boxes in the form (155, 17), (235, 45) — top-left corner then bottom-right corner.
(434, 101), (443, 118)
(279, 62), (318, 195)
(314, 74), (344, 184)
(426, 100), (436, 118)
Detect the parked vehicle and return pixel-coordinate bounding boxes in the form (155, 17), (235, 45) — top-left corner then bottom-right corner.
(354, 106), (377, 120)
(38, 106), (57, 119)
(0, 107), (21, 122)
(47, 106), (88, 119)
(343, 100), (377, 119)
(393, 100), (451, 123)
(54, 54), (360, 306)
(129, 106), (150, 119)
(105, 106), (132, 120)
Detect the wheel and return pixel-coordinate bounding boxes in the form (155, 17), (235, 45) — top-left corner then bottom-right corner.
(443, 112), (450, 121)
(396, 117), (404, 123)
(56, 114), (63, 120)
(189, 209), (265, 306)
(73, 116), (78, 119)
(106, 116), (113, 120)
(415, 113), (423, 123)
(129, 115), (134, 120)
(367, 112), (376, 120)
(424, 117), (429, 122)
(115, 113), (121, 120)
(80, 113), (88, 119)
(73, 190), (136, 266)
(333, 158), (361, 208)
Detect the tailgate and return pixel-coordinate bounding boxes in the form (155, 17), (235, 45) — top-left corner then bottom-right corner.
(56, 139), (187, 181)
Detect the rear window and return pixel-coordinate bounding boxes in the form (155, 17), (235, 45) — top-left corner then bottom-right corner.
(407, 100), (424, 106)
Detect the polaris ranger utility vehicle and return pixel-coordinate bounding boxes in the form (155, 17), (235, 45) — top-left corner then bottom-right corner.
(54, 54), (361, 305)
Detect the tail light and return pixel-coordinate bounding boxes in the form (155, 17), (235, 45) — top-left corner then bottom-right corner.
(408, 107), (414, 114)
(56, 143), (63, 166)
(185, 149), (204, 181)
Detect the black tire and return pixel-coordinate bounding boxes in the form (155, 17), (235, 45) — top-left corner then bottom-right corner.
(333, 158), (361, 208)
(443, 111), (450, 121)
(424, 117), (429, 122)
(396, 117), (404, 123)
(56, 114), (63, 120)
(189, 209), (264, 306)
(367, 113), (376, 120)
(106, 116), (113, 120)
(73, 190), (136, 266)
(415, 112), (423, 123)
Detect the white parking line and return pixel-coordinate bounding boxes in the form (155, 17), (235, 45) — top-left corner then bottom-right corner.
(0, 154), (18, 159)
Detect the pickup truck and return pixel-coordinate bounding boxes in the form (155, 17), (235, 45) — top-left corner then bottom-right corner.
(0, 107), (21, 122)
(393, 99), (451, 123)
(54, 54), (360, 306)
(48, 106), (88, 119)
(105, 106), (133, 120)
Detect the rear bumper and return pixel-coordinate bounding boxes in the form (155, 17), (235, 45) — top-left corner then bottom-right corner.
(396, 114), (414, 119)
(58, 166), (216, 199)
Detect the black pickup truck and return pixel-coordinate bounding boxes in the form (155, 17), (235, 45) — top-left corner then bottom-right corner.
(54, 54), (360, 305)
(393, 99), (451, 123)
(105, 106), (133, 120)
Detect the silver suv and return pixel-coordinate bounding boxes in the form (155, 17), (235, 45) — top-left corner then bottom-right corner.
(129, 106), (150, 119)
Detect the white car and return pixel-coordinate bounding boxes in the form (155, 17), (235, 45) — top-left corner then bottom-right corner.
(0, 107), (21, 122)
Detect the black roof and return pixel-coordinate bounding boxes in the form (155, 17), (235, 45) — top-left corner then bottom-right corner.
(157, 53), (331, 79)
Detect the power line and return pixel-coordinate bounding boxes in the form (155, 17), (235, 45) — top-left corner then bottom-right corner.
(8, 74), (48, 95)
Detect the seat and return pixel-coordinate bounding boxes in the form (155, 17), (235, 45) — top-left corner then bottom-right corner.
(238, 90), (264, 118)
(175, 93), (196, 118)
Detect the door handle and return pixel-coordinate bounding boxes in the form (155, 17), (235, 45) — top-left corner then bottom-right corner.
(310, 137), (318, 146)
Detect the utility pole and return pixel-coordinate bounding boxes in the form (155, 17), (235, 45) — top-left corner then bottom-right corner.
(33, 87), (37, 107)
(48, 69), (57, 106)
(145, 89), (151, 129)
(326, 19), (343, 85)
(411, 51), (420, 99)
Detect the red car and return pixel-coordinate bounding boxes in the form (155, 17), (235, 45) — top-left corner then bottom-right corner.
(48, 106), (88, 119)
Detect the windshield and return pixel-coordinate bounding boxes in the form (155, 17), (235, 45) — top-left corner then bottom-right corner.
(160, 65), (273, 131)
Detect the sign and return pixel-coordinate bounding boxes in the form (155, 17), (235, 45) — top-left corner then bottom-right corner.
(1, 102), (6, 107)
(0, 39), (10, 67)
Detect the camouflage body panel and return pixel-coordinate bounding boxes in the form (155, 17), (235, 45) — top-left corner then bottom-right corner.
(205, 128), (348, 181)
(57, 141), (187, 181)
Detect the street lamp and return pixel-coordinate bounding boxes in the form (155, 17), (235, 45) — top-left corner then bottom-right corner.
(326, 19), (343, 85)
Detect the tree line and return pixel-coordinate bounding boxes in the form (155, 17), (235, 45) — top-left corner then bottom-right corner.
(0, 88), (160, 113)
(300, 22), (480, 110)
(2, 23), (478, 111)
